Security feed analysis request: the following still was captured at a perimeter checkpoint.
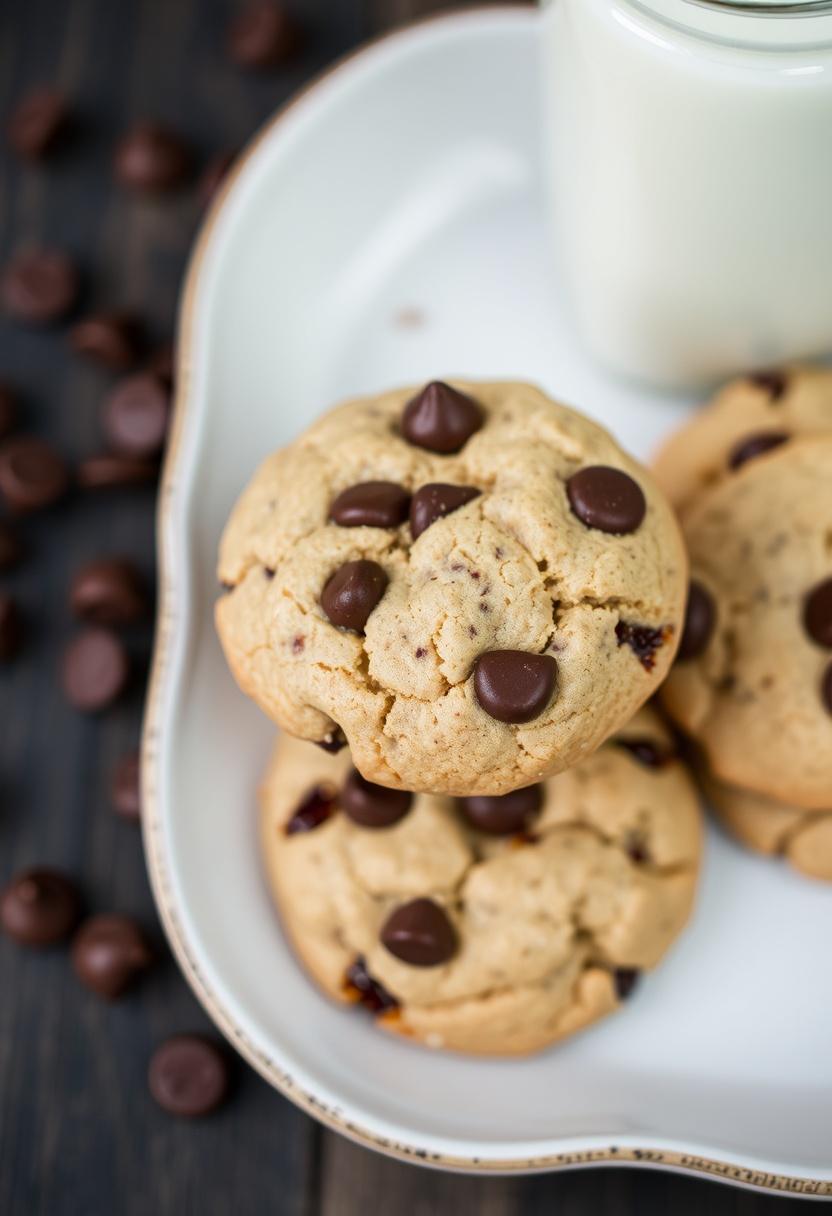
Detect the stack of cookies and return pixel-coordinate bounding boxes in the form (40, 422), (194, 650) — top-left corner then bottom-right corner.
(216, 380), (702, 1054)
(654, 366), (832, 882)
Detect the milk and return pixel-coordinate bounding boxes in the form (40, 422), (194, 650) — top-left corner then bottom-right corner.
(543, 0), (832, 388)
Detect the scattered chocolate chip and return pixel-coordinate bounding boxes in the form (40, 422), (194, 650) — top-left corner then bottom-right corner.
(0, 868), (81, 946)
(0, 384), (18, 440)
(148, 1035), (230, 1117)
(822, 661), (832, 715)
(1, 249), (79, 325)
(625, 835), (650, 864)
(613, 968), (640, 1000)
(103, 372), (170, 459)
(615, 621), (668, 671)
(804, 578), (832, 649)
(0, 436), (69, 513)
(7, 88), (69, 160)
(61, 628), (129, 712)
(71, 914), (153, 999)
(0, 521), (23, 571)
(111, 751), (141, 821)
(148, 341), (175, 389)
(748, 370), (787, 401)
(70, 312), (142, 370)
(401, 381), (484, 454)
(380, 898), (457, 967)
(199, 151), (236, 207)
(227, 2), (301, 68)
(321, 559), (388, 632)
(458, 784), (543, 836)
(70, 557), (147, 626)
(409, 483), (481, 539)
(286, 785), (337, 835)
(473, 650), (557, 724)
(344, 956), (398, 1013)
(77, 454), (158, 490)
(616, 738), (671, 768)
(329, 481), (410, 529)
(315, 728), (346, 754)
(114, 122), (191, 193)
(728, 430), (789, 471)
(566, 466), (646, 535)
(677, 581), (715, 662)
(341, 769), (412, 829)
(0, 595), (23, 661)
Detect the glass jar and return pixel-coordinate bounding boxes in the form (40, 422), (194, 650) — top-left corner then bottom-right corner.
(542, 0), (832, 388)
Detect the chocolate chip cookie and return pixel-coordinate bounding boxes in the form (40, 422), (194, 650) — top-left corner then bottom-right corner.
(653, 364), (832, 512)
(217, 381), (687, 796)
(259, 708), (702, 1056)
(661, 435), (832, 810)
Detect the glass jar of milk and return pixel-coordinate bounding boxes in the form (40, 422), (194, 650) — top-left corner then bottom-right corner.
(543, 0), (832, 388)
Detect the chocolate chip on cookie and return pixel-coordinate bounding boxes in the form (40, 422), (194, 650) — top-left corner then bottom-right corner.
(615, 621), (669, 671)
(409, 483), (481, 539)
(613, 968), (640, 1000)
(803, 577), (832, 649)
(617, 738), (672, 768)
(728, 430), (789, 471)
(344, 956), (398, 1014)
(401, 381), (483, 454)
(567, 466), (646, 535)
(315, 728), (347, 754)
(748, 369), (787, 401)
(380, 898), (457, 967)
(341, 770), (412, 829)
(473, 650), (557, 724)
(676, 580), (715, 661)
(822, 662), (832, 715)
(329, 481), (410, 529)
(321, 560), (388, 632)
(286, 785), (338, 835)
(458, 785), (543, 836)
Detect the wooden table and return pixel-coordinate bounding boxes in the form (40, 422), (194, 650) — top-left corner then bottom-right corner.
(0, 2), (807, 1212)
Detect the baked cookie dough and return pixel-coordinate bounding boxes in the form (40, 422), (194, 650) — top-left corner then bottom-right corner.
(218, 380), (687, 796)
(661, 436), (832, 810)
(260, 708), (702, 1056)
(701, 766), (832, 884)
(653, 364), (832, 512)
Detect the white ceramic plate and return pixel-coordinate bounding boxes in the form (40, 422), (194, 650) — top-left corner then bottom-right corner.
(143, 7), (832, 1195)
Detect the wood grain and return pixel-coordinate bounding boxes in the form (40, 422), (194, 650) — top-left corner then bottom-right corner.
(0, 1), (808, 1213)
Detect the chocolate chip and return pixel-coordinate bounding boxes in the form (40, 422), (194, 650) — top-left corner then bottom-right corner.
(70, 312), (142, 371)
(401, 381), (484, 454)
(199, 151), (236, 207)
(114, 122), (191, 193)
(70, 557), (147, 626)
(804, 578), (832, 649)
(748, 370), (787, 401)
(227, 2), (301, 68)
(0, 436), (69, 513)
(822, 661), (832, 715)
(321, 560), (388, 632)
(458, 784), (543, 836)
(473, 650), (557, 724)
(728, 431), (789, 471)
(341, 769), (412, 829)
(7, 88), (69, 160)
(344, 956), (398, 1014)
(61, 628), (129, 712)
(329, 481), (410, 529)
(315, 728), (346, 754)
(111, 751), (141, 821)
(1, 868), (81, 946)
(566, 466), (646, 535)
(0, 522), (23, 571)
(148, 1035), (230, 1118)
(677, 581), (715, 661)
(616, 738), (671, 768)
(77, 454), (158, 490)
(286, 785), (337, 835)
(410, 483), (481, 539)
(615, 621), (668, 671)
(0, 383), (18, 440)
(2, 249), (79, 325)
(71, 914), (153, 999)
(0, 595), (23, 661)
(380, 898), (457, 967)
(625, 835), (650, 864)
(613, 967), (640, 1000)
(103, 372), (170, 459)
